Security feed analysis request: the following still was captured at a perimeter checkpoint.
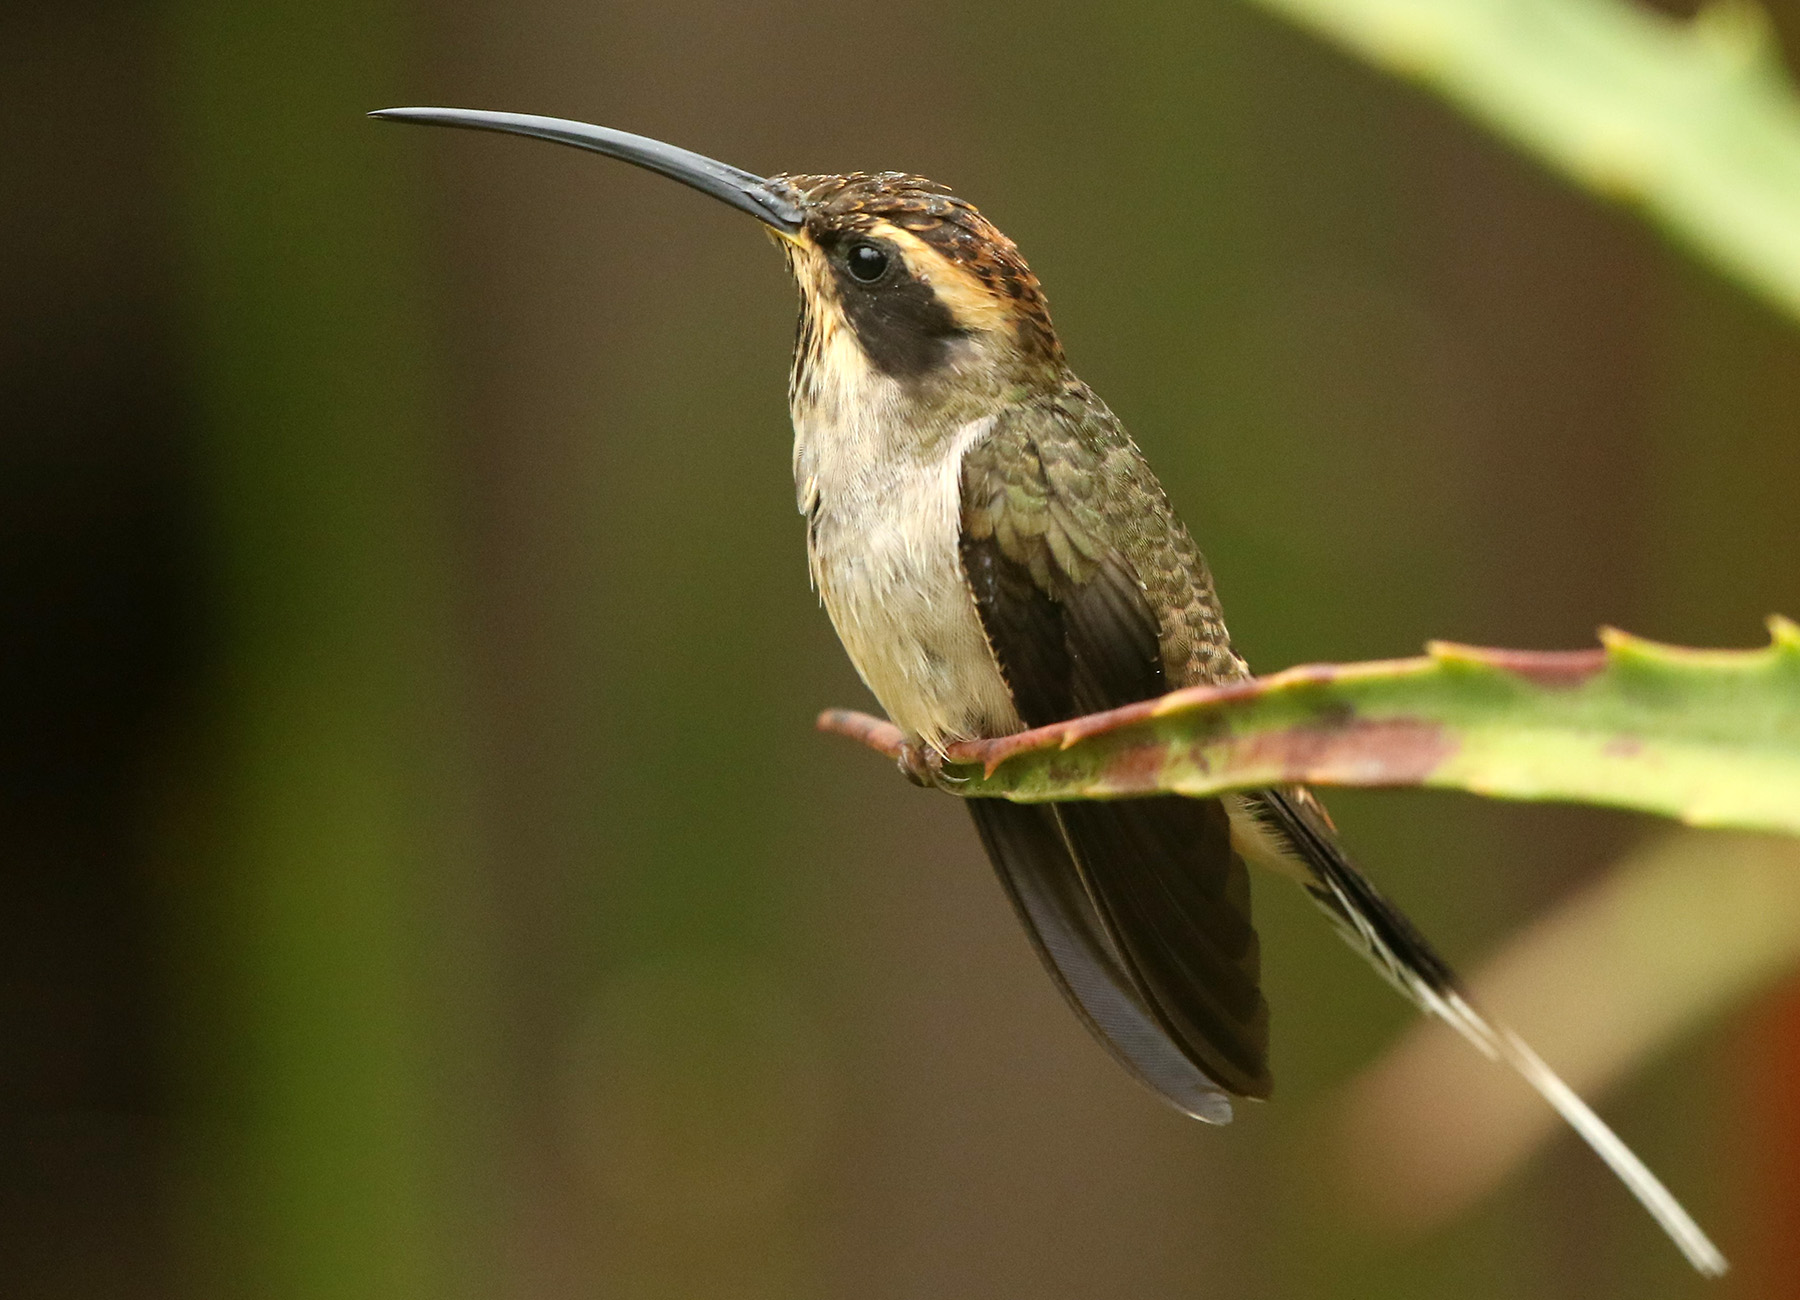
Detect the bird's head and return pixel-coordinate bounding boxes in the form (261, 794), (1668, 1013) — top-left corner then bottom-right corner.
(371, 109), (1069, 422)
(768, 170), (1065, 421)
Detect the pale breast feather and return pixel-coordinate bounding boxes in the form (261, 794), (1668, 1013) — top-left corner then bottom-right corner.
(802, 414), (1019, 750)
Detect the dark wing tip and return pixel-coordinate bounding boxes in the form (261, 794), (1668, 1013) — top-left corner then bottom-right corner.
(970, 800), (1240, 1123)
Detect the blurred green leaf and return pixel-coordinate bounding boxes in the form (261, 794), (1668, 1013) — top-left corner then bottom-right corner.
(160, 4), (475, 1297)
(1241, 0), (1800, 323)
(821, 618), (1800, 833)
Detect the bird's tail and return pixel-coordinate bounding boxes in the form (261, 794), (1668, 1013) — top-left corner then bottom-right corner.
(1241, 789), (1727, 1278)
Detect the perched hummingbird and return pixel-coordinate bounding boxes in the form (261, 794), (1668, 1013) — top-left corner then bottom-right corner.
(373, 107), (1723, 1274)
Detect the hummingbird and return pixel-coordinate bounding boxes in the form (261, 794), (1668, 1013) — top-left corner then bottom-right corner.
(371, 107), (1724, 1274)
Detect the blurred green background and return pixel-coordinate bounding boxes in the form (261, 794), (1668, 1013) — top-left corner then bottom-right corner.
(8, 0), (1800, 1296)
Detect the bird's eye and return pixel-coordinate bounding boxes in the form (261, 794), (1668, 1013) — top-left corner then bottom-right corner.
(845, 241), (891, 284)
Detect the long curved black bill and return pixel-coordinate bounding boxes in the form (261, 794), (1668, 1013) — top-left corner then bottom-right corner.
(369, 107), (804, 234)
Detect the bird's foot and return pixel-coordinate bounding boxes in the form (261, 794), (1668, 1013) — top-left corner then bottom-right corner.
(896, 739), (956, 790)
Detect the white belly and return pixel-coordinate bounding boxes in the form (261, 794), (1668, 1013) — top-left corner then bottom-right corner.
(802, 416), (1021, 751)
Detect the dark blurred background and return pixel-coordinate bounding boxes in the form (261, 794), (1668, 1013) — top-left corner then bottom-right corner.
(7, 0), (1800, 1296)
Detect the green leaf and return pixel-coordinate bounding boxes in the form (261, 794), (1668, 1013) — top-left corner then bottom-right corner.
(1238, 0), (1800, 324)
(819, 618), (1800, 834)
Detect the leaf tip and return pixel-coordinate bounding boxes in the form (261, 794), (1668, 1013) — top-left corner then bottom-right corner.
(816, 708), (905, 759)
(1768, 613), (1800, 652)
(1597, 625), (1652, 658)
(1425, 639), (1481, 664)
(1149, 691), (1191, 717)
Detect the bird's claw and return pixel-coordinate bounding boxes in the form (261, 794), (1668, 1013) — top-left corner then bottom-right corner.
(897, 739), (960, 789)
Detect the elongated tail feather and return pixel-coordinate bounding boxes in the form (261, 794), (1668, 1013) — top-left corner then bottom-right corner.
(1239, 789), (1726, 1277)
